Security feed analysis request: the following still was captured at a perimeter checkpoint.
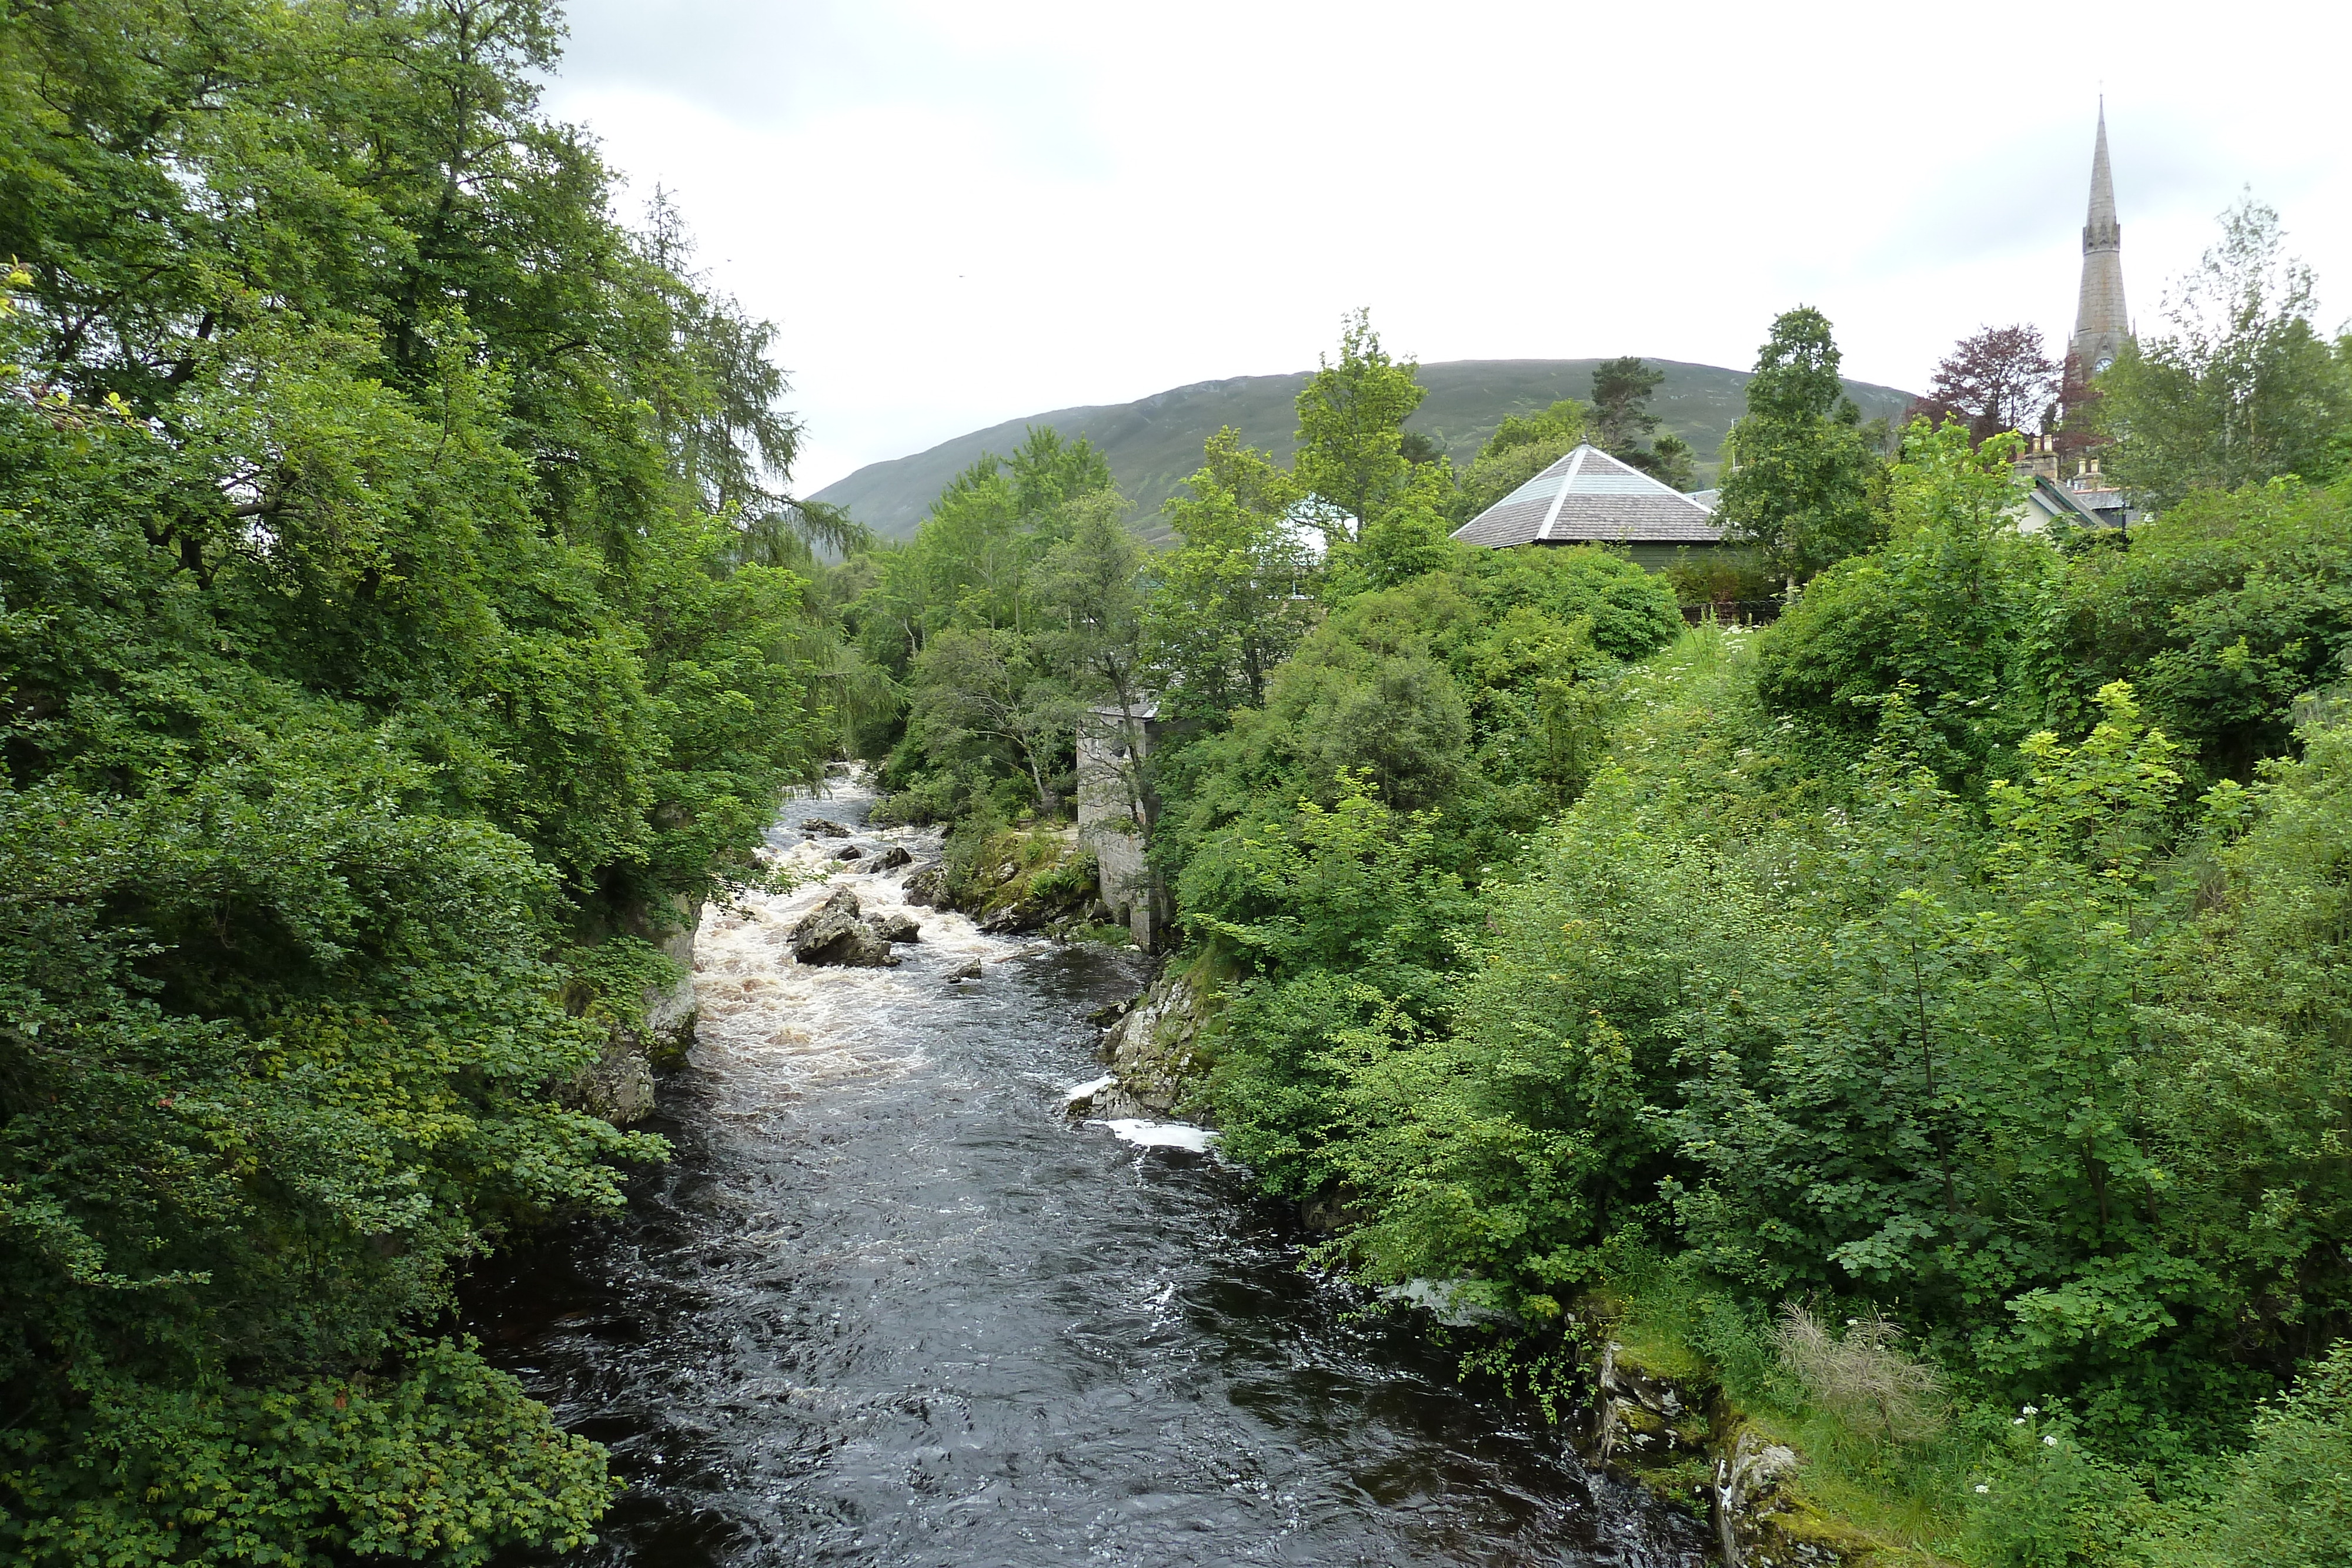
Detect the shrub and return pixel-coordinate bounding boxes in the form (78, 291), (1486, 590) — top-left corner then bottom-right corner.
(1775, 1305), (1946, 1447)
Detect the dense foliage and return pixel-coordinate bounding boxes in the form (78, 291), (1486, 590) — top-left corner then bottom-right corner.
(1, 1), (841, 1557)
(1139, 295), (2352, 1559)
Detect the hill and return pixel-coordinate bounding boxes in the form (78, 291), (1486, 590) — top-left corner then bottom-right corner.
(809, 359), (1919, 543)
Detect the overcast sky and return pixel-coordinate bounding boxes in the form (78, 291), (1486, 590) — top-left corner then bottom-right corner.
(539, 0), (2352, 495)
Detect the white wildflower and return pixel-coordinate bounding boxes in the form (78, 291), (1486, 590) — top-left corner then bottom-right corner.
(2043, 1434), (2059, 1447)
(1975, 1484), (1990, 1494)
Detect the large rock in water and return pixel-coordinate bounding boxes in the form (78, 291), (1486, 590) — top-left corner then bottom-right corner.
(866, 910), (921, 943)
(789, 887), (899, 967)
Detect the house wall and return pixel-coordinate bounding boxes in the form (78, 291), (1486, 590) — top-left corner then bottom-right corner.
(1539, 540), (1727, 572)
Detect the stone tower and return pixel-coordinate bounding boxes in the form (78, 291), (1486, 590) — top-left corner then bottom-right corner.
(2070, 103), (2129, 375)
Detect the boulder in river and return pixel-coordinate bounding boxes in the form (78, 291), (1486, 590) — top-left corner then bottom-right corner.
(801, 817), (851, 838)
(947, 958), (982, 981)
(873, 844), (913, 870)
(834, 844), (864, 860)
(901, 867), (946, 908)
(788, 888), (899, 967)
(866, 910), (921, 944)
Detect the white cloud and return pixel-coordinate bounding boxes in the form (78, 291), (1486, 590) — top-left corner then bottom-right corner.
(542, 0), (2352, 493)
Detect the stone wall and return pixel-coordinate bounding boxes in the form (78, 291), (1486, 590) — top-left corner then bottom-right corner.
(1074, 705), (1167, 948)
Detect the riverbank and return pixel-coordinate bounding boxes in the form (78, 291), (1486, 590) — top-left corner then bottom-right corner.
(1573, 1269), (1969, 1567)
(1064, 951), (1979, 1567)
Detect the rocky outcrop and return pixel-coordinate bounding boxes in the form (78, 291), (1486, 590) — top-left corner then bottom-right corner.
(789, 888), (900, 967)
(801, 817), (850, 838)
(566, 1033), (657, 1125)
(1591, 1340), (1710, 1469)
(1571, 1328), (1869, 1567)
(1067, 959), (1214, 1121)
(893, 824), (1099, 934)
(561, 898), (701, 1128)
(972, 834), (1097, 935)
(1711, 1430), (1809, 1566)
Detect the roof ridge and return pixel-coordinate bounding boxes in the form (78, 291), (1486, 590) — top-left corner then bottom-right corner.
(1535, 446), (1587, 541)
(1576, 443), (1710, 505)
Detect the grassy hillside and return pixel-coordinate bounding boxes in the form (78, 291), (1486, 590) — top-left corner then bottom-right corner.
(811, 359), (1917, 543)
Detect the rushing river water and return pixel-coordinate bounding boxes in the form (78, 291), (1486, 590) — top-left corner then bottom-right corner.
(467, 781), (1705, 1567)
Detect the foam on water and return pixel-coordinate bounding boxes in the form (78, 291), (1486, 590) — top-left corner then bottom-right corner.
(1061, 1073), (1118, 1105)
(689, 771), (998, 1103)
(1092, 1117), (1220, 1154)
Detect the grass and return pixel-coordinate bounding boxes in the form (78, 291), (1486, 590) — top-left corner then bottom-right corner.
(1594, 1248), (1980, 1566)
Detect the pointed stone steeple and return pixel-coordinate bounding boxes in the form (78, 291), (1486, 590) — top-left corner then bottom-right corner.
(2070, 103), (2129, 374)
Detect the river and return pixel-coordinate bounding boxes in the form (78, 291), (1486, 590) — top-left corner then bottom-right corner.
(466, 780), (1705, 1567)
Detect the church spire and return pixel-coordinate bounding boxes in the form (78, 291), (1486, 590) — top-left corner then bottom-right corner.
(2070, 101), (2129, 375)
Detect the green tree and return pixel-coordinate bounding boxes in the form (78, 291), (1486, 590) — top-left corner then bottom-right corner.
(2137, 1341), (2352, 1568)
(2094, 198), (2352, 509)
(1293, 307), (1426, 549)
(2028, 474), (2352, 781)
(1753, 419), (2051, 785)
(1036, 492), (1154, 820)
(908, 626), (1074, 814)
(1590, 356), (1665, 456)
(852, 424), (1121, 818)
(1586, 356), (1695, 487)
(1641, 430), (1698, 491)
(0, 1), (841, 1551)
(1144, 428), (1319, 724)
(1181, 778), (1479, 1198)
(1337, 460), (1459, 596)
(1719, 307), (1887, 581)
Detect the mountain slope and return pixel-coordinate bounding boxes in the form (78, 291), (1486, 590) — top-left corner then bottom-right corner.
(810, 358), (1917, 543)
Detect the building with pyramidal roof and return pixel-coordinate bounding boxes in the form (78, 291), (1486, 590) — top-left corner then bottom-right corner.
(2070, 102), (2130, 377)
(1449, 443), (1721, 566)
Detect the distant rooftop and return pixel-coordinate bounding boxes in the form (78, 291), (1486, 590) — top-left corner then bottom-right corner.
(1451, 444), (1722, 549)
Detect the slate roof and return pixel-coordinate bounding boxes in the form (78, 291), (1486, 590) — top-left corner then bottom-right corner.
(1450, 444), (1723, 548)
(2019, 477), (2103, 531)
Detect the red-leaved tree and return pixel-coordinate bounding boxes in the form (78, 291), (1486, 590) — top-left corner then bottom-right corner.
(1907, 324), (2062, 442)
